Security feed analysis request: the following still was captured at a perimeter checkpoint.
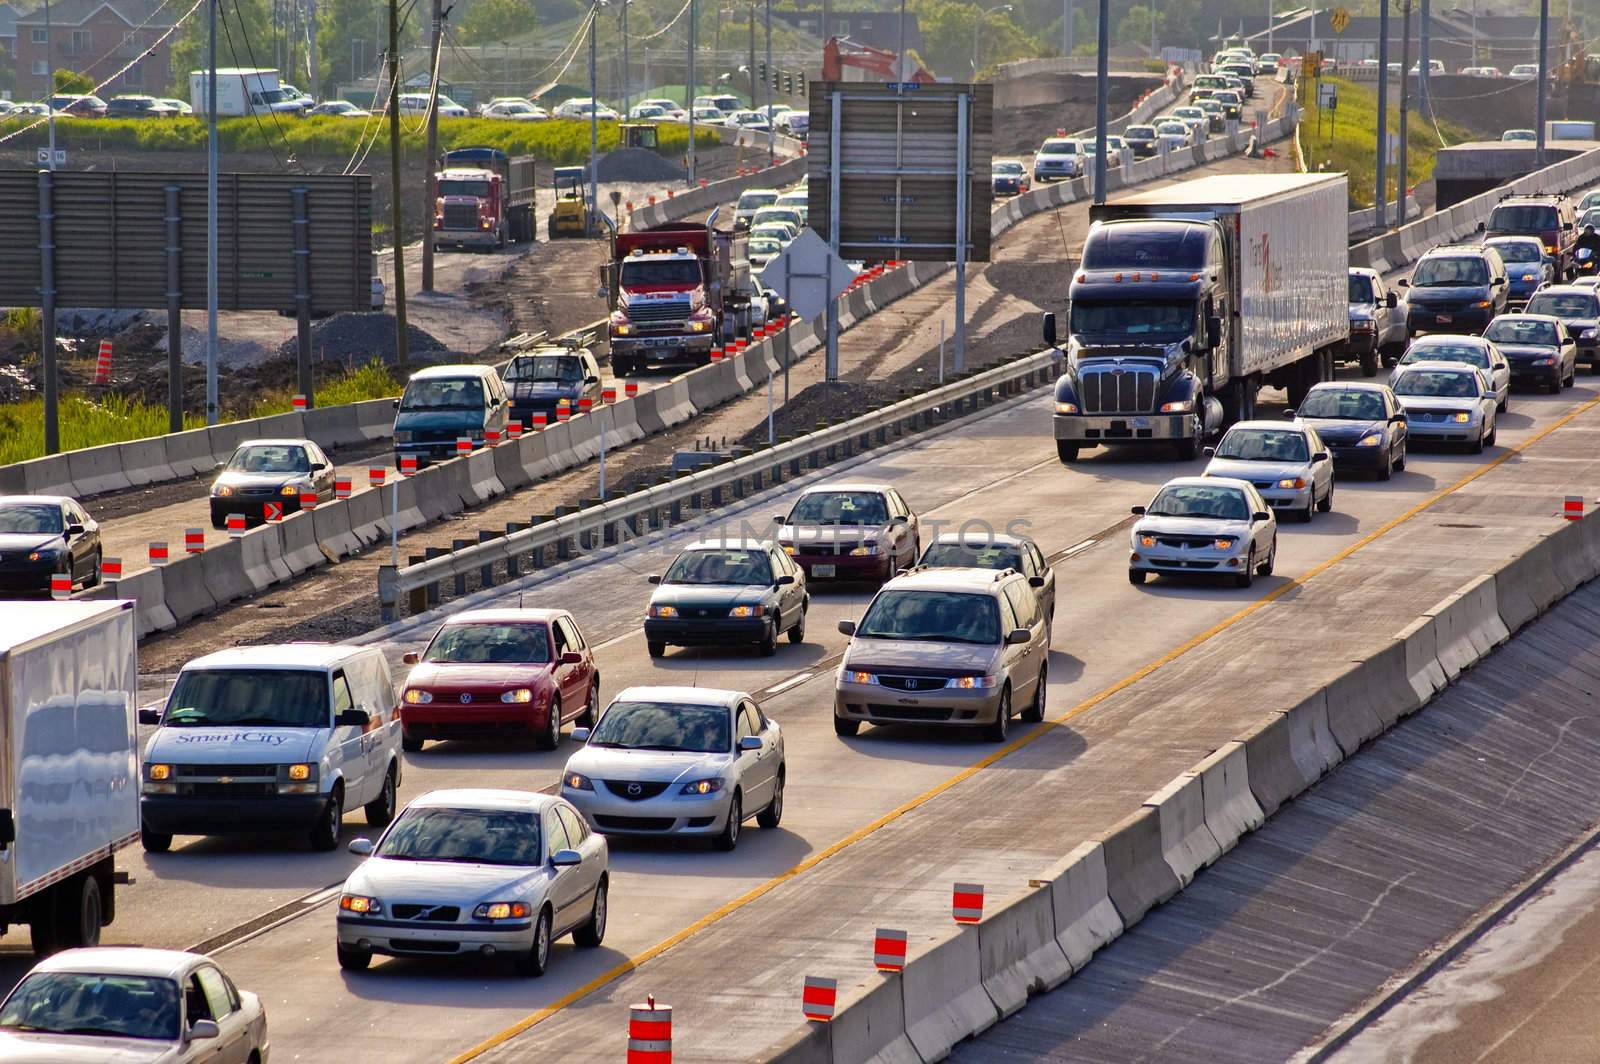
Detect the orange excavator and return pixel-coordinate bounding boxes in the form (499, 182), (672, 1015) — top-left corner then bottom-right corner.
(821, 36), (935, 83)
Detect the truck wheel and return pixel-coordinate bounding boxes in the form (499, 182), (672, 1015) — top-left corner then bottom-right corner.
(141, 824), (172, 853)
(547, 217), (556, 240)
(1056, 442), (1079, 463)
(309, 787), (343, 852)
(52, 874), (103, 950)
(1360, 350), (1379, 377)
(364, 765), (397, 826)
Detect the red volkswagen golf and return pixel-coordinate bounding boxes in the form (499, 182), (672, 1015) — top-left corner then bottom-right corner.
(398, 608), (600, 752)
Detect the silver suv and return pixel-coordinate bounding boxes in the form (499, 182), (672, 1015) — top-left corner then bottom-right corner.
(833, 567), (1050, 743)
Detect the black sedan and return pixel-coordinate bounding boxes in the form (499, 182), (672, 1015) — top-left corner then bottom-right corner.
(990, 159), (1030, 197)
(1484, 314), (1577, 392)
(1122, 124), (1160, 158)
(644, 539), (808, 658)
(503, 347), (603, 425)
(209, 438), (336, 528)
(0, 495), (101, 594)
(1292, 381), (1409, 481)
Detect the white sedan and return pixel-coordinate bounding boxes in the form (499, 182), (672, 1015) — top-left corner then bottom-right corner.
(1129, 476), (1278, 588)
(1390, 361), (1499, 453)
(1203, 421), (1335, 522)
(1389, 335), (1510, 412)
(337, 789), (608, 977)
(562, 686), (785, 851)
(0, 947), (268, 1061)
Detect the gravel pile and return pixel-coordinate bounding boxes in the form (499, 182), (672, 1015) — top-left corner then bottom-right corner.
(593, 148), (688, 183)
(273, 312), (448, 366)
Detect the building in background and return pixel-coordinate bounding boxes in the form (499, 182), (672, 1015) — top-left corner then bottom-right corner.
(14, 0), (177, 100)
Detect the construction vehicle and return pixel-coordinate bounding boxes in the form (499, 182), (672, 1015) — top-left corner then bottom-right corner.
(549, 166), (591, 239)
(433, 147), (536, 249)
(602, 215), (754, 376)
(619, 122), (660, 150)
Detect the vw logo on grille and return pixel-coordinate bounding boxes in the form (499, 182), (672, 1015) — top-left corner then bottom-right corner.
(627, 783), (643, 796)
(459, 693), (472, 704)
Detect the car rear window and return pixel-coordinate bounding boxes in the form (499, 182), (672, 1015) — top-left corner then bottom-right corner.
(1527, 293), (1600, 317)
(1039, 139), (1078, 154)
(1489, 204), (1560, 231)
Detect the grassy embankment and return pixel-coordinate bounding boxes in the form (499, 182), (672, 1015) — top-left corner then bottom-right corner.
(1298, 75), (1473, 208)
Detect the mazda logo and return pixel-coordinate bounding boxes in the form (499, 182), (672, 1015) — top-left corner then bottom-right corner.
(459, 693), (471, 704)
(627, 783), (642, 796)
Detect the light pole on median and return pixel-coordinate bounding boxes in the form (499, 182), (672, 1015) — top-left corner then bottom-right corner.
(972, 3), (1013, 75)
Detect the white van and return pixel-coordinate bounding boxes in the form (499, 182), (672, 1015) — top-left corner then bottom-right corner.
(139, 644), (402, 853)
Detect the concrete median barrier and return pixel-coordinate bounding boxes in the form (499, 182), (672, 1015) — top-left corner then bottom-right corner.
(203, 422), (252, 469)
(164, 427), (217, 477)
(118, 437), (177, 487)
(238, 526), (280, 591)
(827, 975), (916, 1064)
(1430, 573), (1510, 681)
(901, 926), (997, 1061)
(21, 454), (73, 495)
(977, 885), (1072, 1017)
(1454, 573), (1510, 657)
(1097, 805), (1182, 926)
(631, 388), (666, 438)
(1321, 657), (1390, 755)
(463, 450), (506, 506)
(415, 463), (467, 521)
(656, 379), (696, 427)
(564, 416), (602, 465)
(382, 475), (426, 537)
(1185, 741), (1263, 857)
(491, 442), (531, 495)
(66, 443), (133, 497)
(110, 567), (176, 637)
(514, 431), (558, 483)
(1037, 840), (1123, 970)
(1239, 688), (1341, 817)
(353, 399), (395, 441)
(1396, 614), (1447, 704)
(343, 487), (386, 546)
(312, 503), (360, 558)
(160, 553), (218, 623)
(1546, 519), (1590, 597)
(304, 403), (361, 449)
(1144, 772), (1221, 887)
(277, 511), (326, 575)
(0, 462), (22, 495)
(754, 1020), (832, 1064)
(198, 537), (254, 610)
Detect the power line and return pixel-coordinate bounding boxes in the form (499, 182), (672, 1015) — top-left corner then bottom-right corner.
(218, 0), (295, 169)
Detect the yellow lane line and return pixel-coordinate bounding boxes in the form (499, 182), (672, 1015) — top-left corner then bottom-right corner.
(450, 393), (1600, 1062)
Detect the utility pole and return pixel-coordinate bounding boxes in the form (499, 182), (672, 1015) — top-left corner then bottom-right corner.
(1397, 0), (1410, 226)
(207, 0), (219, 425)
(621, 0), (630, 116)
(307, 0), (318, 94)
(1536, 0), (1550, 165)
(688, 0), (697, 182)
(765, 0), (773, 166)
(41, 0), (57, 454)
(748, 7), (756, 107)
(1093, 0), (1108, 204)
(1064, 0), (1072, 56)
(422, 0), (443, 292)
(1419, 0), (1429, 122)
(42, 0), (55, 167)
(388, 0), (410, 369)
(1376, 0), (1390, 228)
(1267, 0), (1273, 52)
(589, 0), (600, 233)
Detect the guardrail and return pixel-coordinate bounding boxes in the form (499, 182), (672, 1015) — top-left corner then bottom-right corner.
(376, 351), (1059, 620)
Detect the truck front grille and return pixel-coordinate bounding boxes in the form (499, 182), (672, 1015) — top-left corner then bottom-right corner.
(1079, 366), (1158, 415)
(443, 203), (480, 230)
(626, 299), (691, 324)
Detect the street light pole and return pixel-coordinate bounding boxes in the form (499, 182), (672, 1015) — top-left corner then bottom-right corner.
(1536, 0), (1549, 166)
(589, 0), (602, 235)
(687, 0), (697, 183)
(764, 0), (773, 167)
(972, 3), (1012, 75)
(1376, 0), (1390, 228)
(1093, 0), (1108, 204)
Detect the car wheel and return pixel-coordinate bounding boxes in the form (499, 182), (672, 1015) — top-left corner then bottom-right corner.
(1393, 442), (1406, 471)
(787, 604), (806, 644)
(1301, 492), (1315, 523)
(1128, 568), (1147, 585)
(1021, 665), (1047, 723)
(647, 640), (665, 659)
(758, 623), (778, 657)
(1360, 350), (1378, 377)
(983, 685), (1012, 743)
(308, 787), (343, 852)
(1566, 366), (1577, 388)
(1471, 423), (1486, 453)
(834, 716), (860, 737)
(1485, 421), (1497, 448)
(1377, 446), (1393, 481)
(514, 908), (553, 976)
(1499, 395), (1509, 412)
(140, 824), (173, 854)
(1056, 442), (1080, 464)
(757, 769), (785, 829)
(1317, 483), (1334, 513)
(401, 732), (424, 753)
(337, 943), (372, 971)
(1259, 540), (1276, 576)
(1236, 548), (1256, 588)
(576, 681), (599, 728)
(1590, 359), (1600, 376)
(364, 765), (397, 826)
(573, 877), (608, 948)
(84, 551), (101, 588)
(537, 698), (563, 750)
(715, 791), (743, 851)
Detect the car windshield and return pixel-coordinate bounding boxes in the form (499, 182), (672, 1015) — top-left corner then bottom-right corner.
(1527, 294), (1599, 318)
(1411, 257), (1488, 286)
(993, 162), (1025, 175)
(1348, 275), (1374, 302)
(1489, 240), (1542, 263)
(749, 238), (782, 256)
(227, 444), (310, 473)
(856, 590), (1001, 644)
(438, 179), (491, 197)
(1298, 388), (1387, 420)
(1175, 109), (1202, 119)
(738, 192), (779, 211)
(424, 623), (550, 664)
(1215, 429), (1309, 462)
(918, 542), (1024, 571)
(401, 377), (486, 411)
(0, 503), (63, 534)
(619, 259), (702, 285)
(787, 491), (888, 525)
(0, 972), (179, 1041)
(1125, 126), (1155, 138)
(1394, 369), (1479, 397)
(753, 209), (801, 227)
(1146, 484), (1250, 520)
(1157, 123), (1188, 135)
(1039, 139), (1078, 154)
(1071, 300), (1193, 337)
(1485, 319), (1558, 345)
(377, 807), (543, 865)
(162, 668), (330, 728)
(587, 700), (731, 753)
(664, 548), (773, 584)
(1404, 343), (1489, 368)
(1489, 205), (1559, 231)
(1580, 211), (1600, 229)
(504, 355), (582, 382)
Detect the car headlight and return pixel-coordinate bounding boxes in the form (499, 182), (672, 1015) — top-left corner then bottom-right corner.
(474, 901), (531, 920)
(564, 771), (593, 790)
(280, 485), (299, 496)
(1534, 356), (1556, 365)
(26, 548), (56, 562)
(1277, 477), (1305, 489)
(403, 688), (433, 704)
(394, 430), (413, 443)
(287, 763), (311, 781)
(849, 543), (880, 556)
(277, 763), (318, 793)
(650, 604), (678, 618)
(1350, 319), (1374, 331)
(613, 323), (633, 335)
(1451, 412), (1472, 422)
(500, 688), (534, 703)
(687, 321), (710, 333)
(215, 484), (234, 497)
(1584, 329), (1597, 339)
(951, 675), (1000, 689)
(679, 778), (723, 795)
(1357, 432), (1383, 447)
(728, 605), (764, 617)
(144, 763), (175, 793)
(1159, 399), (1194, 413)
(1213, 537), (1238, 550)
(1054, 400), (1079, 413)
(848, 670), (876, 685)
(1523, 273), (1537, 282)
(1472, 300), (1492, 309)
(781, 544), (796, 555)
(1139, 534), (1158, 548)
(340, 894), (382, 915)
(149, 764), (172, 781)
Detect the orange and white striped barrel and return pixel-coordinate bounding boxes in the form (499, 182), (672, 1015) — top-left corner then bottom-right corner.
(874, 927), (908, 972)
(533, 412), (549, 429)
(94, 339), (113, 384)
(556, 406), (571, 423)
(710, 347), (724, 362)
(626, 1000), (671, 1063)
(369, 467), (386, 489)
(1565, 495), (1584, 520)
(335, 477), (352, 499)
(953, 882), (984, 924)
(578, 396), (594, 414)
(50, 573), (71, 600)
(399, 455), (419, 476)
(100, 557), (122, 582)
(801, 976), (837, 1021)
(625, 381), (639, 398)
(508, 421), (523, 440)
(456, 437), (473, 457)
(602, 387), (616, 404)
(485, 428), (501, 446)
(734, 338), (748, 353)
(299, 489), (319, 512)
(226, 513), (247, 537)
(183, 528), (205, 555)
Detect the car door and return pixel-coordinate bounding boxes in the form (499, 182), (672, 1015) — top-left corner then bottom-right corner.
(308, 443), (335, 498)
(330, 670), (371, 807)
(555, 804), (603, 910)
(768, 549), (798, 626)
(1306, 428), (1333, 498)
(1006, 581), (1046, 697)
(194, 965), (251, 1064)
(553, 618), (590, 719)
(733, 702), (773, 810)
(544, 809), (584, 934)
(888, 490), (919, 560)
(1026, 541), (1055, 624)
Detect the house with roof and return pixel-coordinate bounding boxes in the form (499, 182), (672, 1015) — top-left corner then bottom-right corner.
(14, 0), (176, 100)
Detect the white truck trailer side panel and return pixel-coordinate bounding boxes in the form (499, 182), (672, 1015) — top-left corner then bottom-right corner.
(0, 601), (138, 906)
(1236, 176), (1348, 378)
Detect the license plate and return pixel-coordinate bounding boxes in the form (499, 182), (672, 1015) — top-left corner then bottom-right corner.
(647, 337), (680, 348)
(1132, 416), (1152, 429)
(812, 564), (836, 578)
(1436, 314), (1452, 323)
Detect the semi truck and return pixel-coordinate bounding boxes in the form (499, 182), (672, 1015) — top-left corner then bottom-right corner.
(1045, 172), (1348, 462)
(0, 600), (139, 955)
(433, 148), (537, 249)
(603, 216), (754, 376)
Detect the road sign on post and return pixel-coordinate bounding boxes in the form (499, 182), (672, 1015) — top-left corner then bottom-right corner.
(757, 229), (857, 323)
(1330, 6), (1350, 32)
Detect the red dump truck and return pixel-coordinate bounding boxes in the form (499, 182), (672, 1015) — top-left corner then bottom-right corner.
(603, 219), (754, 376)
(433, 147), (536, 249)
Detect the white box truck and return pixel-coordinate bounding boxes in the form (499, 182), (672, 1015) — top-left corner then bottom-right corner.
(0, 599), (139, 955)
(1547, 120), (1596, 141)
(1047, 172), (1349, 461)
(189, 67), (301, 117)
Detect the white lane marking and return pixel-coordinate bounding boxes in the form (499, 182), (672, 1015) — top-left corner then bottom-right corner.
(1057, 537), (1096, 561)
(302, 886), (342, 906)
(765, 672), (814, 695)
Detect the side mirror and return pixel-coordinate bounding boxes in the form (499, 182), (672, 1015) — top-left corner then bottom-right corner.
(586, 375), (600, 385)
(837, 619), (857, 636)
(888, 514), (909, 525)
(1042, 311), (1058, 347)
(0, 810), (13, 849)
(1397, 278), (1409, 287)
(775, 573), (795, 585)
(1563, 336), (1576, 345)
(551, 848), (583, 867)
(65, 523), (84, 537)
(1492, 277), (1506, 286)
(1312, 450), (1330, 462)
(1476, 221), (1486, 232)
(188, 1020), (221, 1042)
(738, 735), (763, 751)
(311, 461), (328, 471)
(1205, 314), (1222, 349)
(138, 708), (162, 726)
(647, 574), (661, 584)
(1392, 411), (1408, 423)
(1130, 504), (1146, 515)
(392, 398), (400, 409)
(771, 513), (786, 525)
(212, 461), (227, 472)
(560, 651), (584, 665)
(573, 727), (591, 742)
(336, 708), (371, 728)
(348, 838), (375, 856)
(1202, 445), (1215, 458)
(1252, 510), (1271, 523)
(402, 651), (420, 665)
(1005, 628), (1032, 645)
(1027, 575), (1045, 587)
(1386, 292), (1398, 308)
